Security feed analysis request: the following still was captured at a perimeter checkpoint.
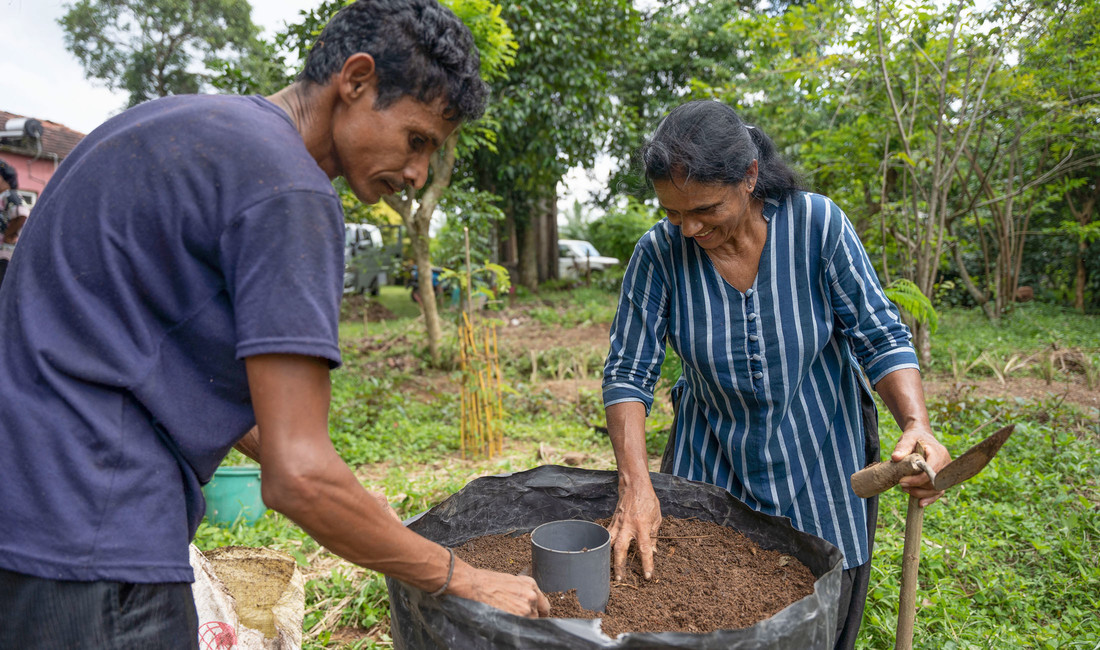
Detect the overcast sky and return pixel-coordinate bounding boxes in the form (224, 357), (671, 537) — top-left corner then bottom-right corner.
(5, 0), (318, 133)
(4, 0), (606, 212)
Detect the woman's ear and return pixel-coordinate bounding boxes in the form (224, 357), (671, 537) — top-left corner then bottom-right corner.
(746, 159), (759, 191)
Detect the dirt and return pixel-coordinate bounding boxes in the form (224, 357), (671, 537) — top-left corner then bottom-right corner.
(922, 376), (1100, 411)
(454, 516), (816, 638)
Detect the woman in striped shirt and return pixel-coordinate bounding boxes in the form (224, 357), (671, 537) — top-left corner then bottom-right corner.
(602, 100), (951, 649)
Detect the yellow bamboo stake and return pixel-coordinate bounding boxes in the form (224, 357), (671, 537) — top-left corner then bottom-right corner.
(492, 323), (504, 455)
(458, 315), (470, 459)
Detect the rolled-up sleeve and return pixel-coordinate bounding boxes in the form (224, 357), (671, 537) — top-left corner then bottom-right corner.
(602, 233), (670, 415)
(826, 207), (919, 386)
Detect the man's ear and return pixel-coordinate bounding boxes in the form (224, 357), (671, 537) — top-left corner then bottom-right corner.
(338, 53), (377, 104)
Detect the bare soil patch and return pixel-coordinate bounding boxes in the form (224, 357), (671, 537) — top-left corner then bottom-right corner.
(455, 516), (816, 638)
(495, 318), (610, 354)
(341, 295), (399, 322)
(923, 377), (1100, 411)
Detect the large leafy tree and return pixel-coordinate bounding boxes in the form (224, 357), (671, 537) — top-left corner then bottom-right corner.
(59, 0), (259, 108)
(469, 0), (639, 290)
(601, 0), (1099, 362)
(604, 0), (759, 200)
(1020, 0), (1100, 311)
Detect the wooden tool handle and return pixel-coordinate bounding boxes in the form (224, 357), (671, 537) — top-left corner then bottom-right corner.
(850, 453), (925, 498)
(895, 494), (924, 650)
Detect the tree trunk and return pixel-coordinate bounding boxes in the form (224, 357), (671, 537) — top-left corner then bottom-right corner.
(951, 240), (998, 321)
(912, 321), (932, 369)
(1067, 176), (1098, 312)
(385, 130), (460, 366)
(546, 196), (559, 281)
(539, 201), (550, 282)
(1075, 243), (1086, 312)
(500, 205), (518, 269)
(519, 216), (538, 291)
(410, 218), (442, 362)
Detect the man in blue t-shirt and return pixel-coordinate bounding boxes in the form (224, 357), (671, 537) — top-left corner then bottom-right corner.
(0, 1), (549, 646)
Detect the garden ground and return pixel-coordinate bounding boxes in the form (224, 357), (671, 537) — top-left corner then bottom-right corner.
(196, 286), (1100, 649)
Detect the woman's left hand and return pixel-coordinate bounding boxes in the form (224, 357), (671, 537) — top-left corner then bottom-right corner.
(890, 426), (952, 507)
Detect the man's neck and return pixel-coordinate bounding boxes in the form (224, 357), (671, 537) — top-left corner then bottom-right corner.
(267, 81), (338, 179)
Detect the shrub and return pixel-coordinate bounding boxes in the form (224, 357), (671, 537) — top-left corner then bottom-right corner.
(588, 197), (659, 263)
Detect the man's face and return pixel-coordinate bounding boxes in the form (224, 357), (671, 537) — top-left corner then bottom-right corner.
(329, 90), (457, 204)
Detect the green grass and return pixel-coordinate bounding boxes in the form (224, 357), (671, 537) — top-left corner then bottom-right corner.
(523, 285), (619, 327)
(194, 293), (1099, 648)
(928, 303), (1100, 383)
(865, 396), (1100, 649)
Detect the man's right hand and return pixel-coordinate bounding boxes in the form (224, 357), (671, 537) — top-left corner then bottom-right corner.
(607, 485), (662, 582)
(449, 561), (550, 617)
(245, 354), (548, 618)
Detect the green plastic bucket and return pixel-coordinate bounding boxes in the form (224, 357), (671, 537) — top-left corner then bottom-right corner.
(203, 466), (266, 525)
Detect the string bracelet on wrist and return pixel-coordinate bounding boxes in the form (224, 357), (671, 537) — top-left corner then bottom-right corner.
(429, 547), (455, 598)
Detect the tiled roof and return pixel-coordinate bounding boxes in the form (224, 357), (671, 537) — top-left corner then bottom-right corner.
(1, 110), (86, 160)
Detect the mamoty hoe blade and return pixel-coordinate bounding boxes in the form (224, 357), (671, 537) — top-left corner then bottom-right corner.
(933, 425), (1015, 492)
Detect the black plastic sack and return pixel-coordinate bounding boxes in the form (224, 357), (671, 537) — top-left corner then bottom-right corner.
(387, 465), (843, 649)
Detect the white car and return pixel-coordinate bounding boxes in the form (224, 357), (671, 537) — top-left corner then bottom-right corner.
(558, 239), (619, 280)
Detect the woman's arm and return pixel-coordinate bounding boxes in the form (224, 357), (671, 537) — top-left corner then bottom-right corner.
(874, 368), (952, 506)
(606, 401), (661, 581)
(821, 204), (951, 505)
(602, 231), (672, 580)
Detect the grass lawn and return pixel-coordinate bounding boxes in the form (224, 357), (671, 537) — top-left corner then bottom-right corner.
(194, 292), (1100, 649)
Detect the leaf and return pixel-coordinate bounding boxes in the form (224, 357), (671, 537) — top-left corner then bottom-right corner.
(885, 279), (939, 334)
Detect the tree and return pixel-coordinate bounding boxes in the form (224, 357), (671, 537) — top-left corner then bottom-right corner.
(1021, 0), (1100, 311)
(604, 0), (750, 196)
(559, 200), (592, 241)
(469, 0), (640, 291)
(59, 0), (259, 108)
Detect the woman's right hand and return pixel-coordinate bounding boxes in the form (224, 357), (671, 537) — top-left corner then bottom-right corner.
(448, 562), (550, 618)
(607, 484), (663, 581)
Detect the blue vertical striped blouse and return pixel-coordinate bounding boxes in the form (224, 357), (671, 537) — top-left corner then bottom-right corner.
(602, 191), (919, 569)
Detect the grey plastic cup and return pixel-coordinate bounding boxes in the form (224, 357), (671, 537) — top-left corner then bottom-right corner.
(530, 519), (611, 612)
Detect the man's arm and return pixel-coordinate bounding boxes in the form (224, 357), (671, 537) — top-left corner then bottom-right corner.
(874, 368), (952, 506)
(245, 353), (548, 616)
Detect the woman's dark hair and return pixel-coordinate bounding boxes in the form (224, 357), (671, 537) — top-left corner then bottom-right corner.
(640, 100), (804, 200)
(0, 161), (17, 190)
(299, 0), (488, 123)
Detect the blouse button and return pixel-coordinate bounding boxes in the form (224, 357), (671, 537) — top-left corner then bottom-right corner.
(752, 354), (761, 362)
(745, 288), (754, 297)
(749, 334), (759, 342)
(753, 371), (763, 379)
(748, 312), (757, 321)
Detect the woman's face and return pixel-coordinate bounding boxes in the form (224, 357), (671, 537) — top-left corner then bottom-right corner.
(654, 168), (758, 249)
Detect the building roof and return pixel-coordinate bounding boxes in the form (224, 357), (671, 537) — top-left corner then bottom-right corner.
(1, 110), (86, 160)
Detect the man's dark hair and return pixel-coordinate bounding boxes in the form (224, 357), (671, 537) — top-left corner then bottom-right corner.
(640, 100), (805, 201)
(299, 0), (488, 123)
(0, 161), (17, 190)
